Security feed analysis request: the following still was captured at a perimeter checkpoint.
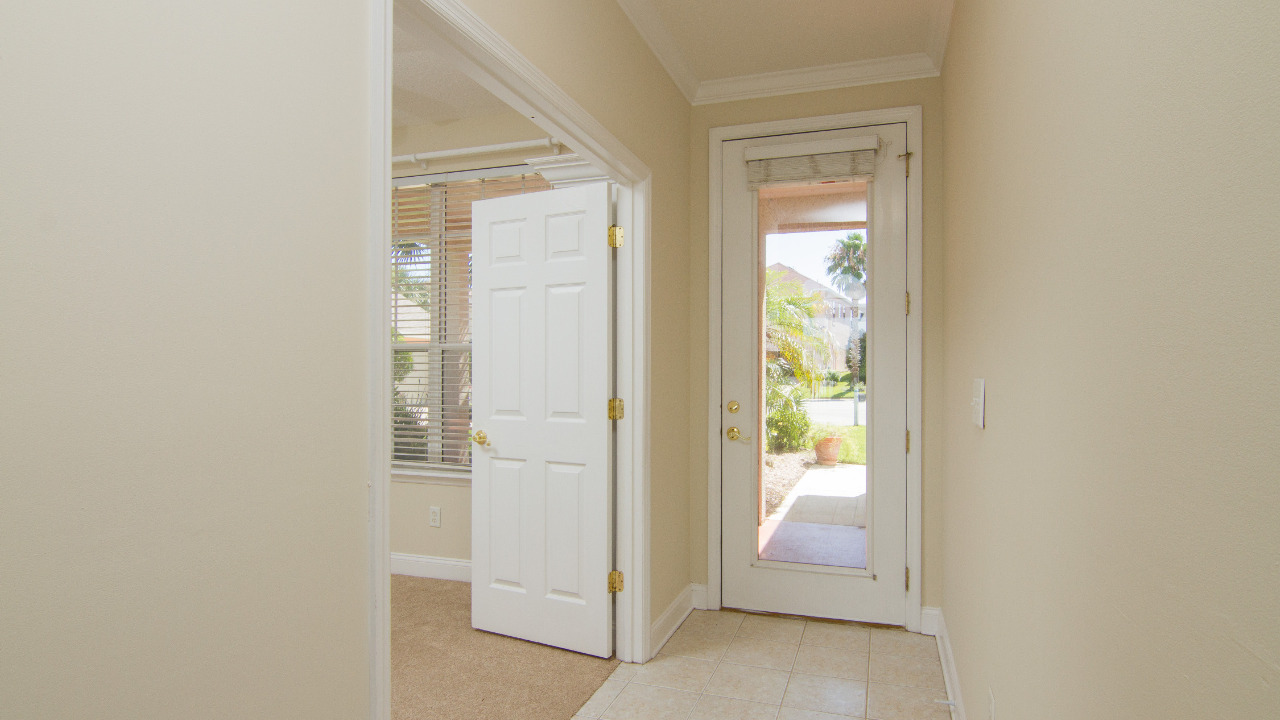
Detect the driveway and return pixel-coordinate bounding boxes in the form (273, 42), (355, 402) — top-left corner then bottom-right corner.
(802, 397), (866, 426)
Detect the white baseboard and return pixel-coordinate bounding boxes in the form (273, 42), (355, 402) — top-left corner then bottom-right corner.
(389, 552), (471, 582)
(650, 583), (696, 655)
(690, 583), (709, 610)
(933, 607), (966, 720)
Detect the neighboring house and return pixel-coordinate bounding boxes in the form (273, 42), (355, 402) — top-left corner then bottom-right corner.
(768, 262), (861, 371)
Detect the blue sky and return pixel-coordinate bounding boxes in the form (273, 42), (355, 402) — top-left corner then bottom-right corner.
(764, 230), (867, 295)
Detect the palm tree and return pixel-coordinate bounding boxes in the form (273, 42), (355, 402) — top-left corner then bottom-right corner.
(764, 270), (825, 385)
(824, 232), (867, 297)
(762, 271), (826, 451)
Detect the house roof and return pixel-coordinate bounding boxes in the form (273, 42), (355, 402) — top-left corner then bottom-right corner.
(767, 263), (865, 304)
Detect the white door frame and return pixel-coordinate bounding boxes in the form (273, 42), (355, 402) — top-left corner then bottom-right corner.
(369, 0), (654, 715)
(706, 107), (924, 632)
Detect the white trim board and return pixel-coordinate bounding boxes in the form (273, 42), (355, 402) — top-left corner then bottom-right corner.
(367, 1), (392, 718)
(706, 107), (925, 633)
(649, 584), (695, 655)
(933, 608), (967, 720)
(390, 552), (471, 582)
(614, 0), (953, 105)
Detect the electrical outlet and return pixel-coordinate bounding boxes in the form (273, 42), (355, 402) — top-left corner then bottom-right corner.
(429, 506), (441, 528)
(988, 687), (996, 719)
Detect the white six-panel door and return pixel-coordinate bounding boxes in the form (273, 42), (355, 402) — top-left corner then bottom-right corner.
(470, 182), (613, 657)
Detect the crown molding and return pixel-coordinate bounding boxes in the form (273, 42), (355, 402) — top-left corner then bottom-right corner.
(693, 53), (939, 105)
(613, 0), (698, 102)
(615, 0), (951, 106)
(925, 0), (956, 71)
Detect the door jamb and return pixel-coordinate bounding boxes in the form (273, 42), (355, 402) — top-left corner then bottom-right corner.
(370, 2), (654, 713)
(706, 107), (924, 631)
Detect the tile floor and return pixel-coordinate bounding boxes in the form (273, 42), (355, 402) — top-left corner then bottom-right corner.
(575, 610), (952, 720)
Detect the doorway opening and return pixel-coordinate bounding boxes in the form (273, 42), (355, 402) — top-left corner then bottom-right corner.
(372, 2), (656, 716)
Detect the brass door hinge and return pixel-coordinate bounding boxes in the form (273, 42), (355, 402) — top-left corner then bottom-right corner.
(898, 150), (913, 178)
(905, 567), (911, 592)
(608, 225), (624, 248)
(608, 570), (624, 593)
(906, 291), (911, 315)
(906, 429), (911, 453)
(608, 398), (625, 420)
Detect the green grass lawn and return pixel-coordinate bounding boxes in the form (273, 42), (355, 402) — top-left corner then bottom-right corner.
(810, 376), (865, 399)
(835, 425), (867, 464)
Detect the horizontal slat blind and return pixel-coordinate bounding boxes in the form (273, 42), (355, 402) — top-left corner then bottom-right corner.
(746, 149), (877, 188)
(392, 173), (551, 468)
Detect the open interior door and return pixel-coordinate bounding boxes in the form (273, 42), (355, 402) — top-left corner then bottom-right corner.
(470, 181), (614, 657)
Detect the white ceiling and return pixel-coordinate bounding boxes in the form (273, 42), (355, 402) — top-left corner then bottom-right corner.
(392, 21), (512, 127)
(615, 0), (954, 104)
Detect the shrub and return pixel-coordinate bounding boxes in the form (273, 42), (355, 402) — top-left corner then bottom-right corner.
(765, 365), (811, 452)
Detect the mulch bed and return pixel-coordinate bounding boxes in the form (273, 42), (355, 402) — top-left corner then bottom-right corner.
(762, 450), (814, 517)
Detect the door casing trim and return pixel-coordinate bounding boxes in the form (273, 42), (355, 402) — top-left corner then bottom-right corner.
(706, 107), (923, 631)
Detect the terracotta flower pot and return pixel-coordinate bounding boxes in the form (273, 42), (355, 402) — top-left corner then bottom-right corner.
(814, 436), (843, 466)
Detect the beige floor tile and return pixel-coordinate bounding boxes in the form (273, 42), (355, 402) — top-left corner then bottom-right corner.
(577, 678), (628, 718)
(778, 707), (862, 720)
(867, 653), (945, 690)
(659, 624), (734, 661)
(865, 682), (950, 720)
(609, 662), (640, 682)
(703, 662), (792, 705)
(868, 627), (938, 659)
(801, 621), (871, 651)
(680, 609), (746, 638)
(723, 635), (799, 671)
(793, 644), (869, 681)
(633, 653), (718, 692)
(782, 673), (868, 718)
(738, 614), (807, 644)
(689, 694), (783, 720)
(600, 683), (701, 720)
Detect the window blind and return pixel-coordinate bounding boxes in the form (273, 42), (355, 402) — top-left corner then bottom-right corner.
(391, 172), (551, 468)
(746, 149), (877, 189)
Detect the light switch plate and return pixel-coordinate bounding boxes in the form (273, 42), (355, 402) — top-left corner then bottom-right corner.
(429, 506), (441, 528)
(972, 378), (986, 428)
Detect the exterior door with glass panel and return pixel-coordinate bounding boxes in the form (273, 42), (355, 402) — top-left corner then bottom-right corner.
(469, 182), (614, 657)
(720, 124), (909, 624)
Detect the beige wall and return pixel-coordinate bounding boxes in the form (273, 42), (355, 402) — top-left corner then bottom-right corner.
(392, 482), (472, 559)
(0, 2), (372, 718)
(688, 78), (946, 607)
(455, 0), (693, 622)
(940, 1), (1280, 716)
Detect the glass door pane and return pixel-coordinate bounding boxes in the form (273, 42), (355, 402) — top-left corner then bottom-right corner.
(756, 181), (869, 569)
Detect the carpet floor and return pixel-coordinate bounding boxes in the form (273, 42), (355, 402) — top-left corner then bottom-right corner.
(392, 575), (618, 720)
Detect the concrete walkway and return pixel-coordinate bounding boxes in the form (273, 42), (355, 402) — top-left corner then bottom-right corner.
(759, 463), (868, 568)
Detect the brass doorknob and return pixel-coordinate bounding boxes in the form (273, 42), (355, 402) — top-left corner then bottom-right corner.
(726, 427), (741, 441)
(727, 401), (740, 413)
(472, 430), (491, 447)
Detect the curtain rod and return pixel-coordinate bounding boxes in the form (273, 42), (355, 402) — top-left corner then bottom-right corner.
(391, 138), (560, 166)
